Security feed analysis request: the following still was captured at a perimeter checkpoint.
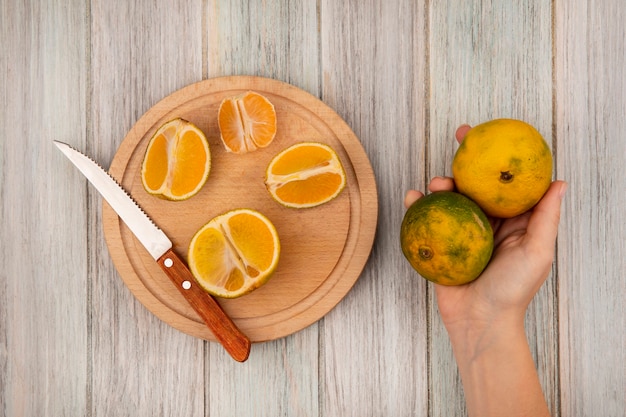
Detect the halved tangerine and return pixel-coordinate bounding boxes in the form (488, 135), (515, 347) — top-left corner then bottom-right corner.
(265, 142), (347, 208)
(188, 209), (280, 299)
(141, 118), (210, 200)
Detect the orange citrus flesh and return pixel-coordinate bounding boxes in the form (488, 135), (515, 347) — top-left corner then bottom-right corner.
(452, 118), (552, 218)
(188, 209), (280, 298)
(141, 118), (211, 200)
(218, 91), (277, 154)
(400, 191), (493, 286)
(264, 142), (347, 208)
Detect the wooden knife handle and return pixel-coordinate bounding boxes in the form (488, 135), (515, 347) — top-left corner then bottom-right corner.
(157, 249), (251, 362)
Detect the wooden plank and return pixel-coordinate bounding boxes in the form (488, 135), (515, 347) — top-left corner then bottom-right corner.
(428, 1), (557, 415)
(205, 2), (322, 416)
(555, 1), (626, 415)
(320, 1), (429, 415)
(0, 0), (89, 415)
(89, 1), (206, 415)
(206, 0), (320, 97)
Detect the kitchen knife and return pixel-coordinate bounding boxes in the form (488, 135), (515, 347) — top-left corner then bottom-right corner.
(54, 141), (251, 362)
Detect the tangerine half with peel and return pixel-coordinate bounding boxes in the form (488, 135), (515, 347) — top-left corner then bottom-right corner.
(265, 142), (347, 208)
(141, 118), (211, 201)
(218, 91), (277, 154)
(452, 118), (552, 218)
(188, 209), (280, 299)
(401, 191), (493, 286)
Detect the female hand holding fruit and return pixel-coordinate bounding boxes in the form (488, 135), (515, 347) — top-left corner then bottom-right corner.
(403, 122), (567, 417)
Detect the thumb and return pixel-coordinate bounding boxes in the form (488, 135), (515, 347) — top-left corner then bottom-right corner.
(455, 124), (472, 143)
(525, 180), (567, 250)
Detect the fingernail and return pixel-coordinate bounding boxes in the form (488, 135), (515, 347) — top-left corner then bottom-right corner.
(559, 182), (568, 198)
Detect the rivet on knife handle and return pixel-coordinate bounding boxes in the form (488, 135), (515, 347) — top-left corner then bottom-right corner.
(157, 249), (251, 362)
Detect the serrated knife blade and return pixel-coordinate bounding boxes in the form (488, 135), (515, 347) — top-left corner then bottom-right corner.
(54, 141), (251, 362)
(55, 141), (172, 259)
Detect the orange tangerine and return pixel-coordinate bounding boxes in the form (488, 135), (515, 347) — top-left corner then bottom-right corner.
(141, 118), (210, 201)
(452, 119), (552, 218)
(264, 142), (347, 208)
(188, 209), (280, 298)
(401, 191), (493, 286)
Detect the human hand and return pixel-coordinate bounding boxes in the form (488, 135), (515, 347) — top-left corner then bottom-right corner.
(404, 125), (567, 335)
(404, 124), (563, 417)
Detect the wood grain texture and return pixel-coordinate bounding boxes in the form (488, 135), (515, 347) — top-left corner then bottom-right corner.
(428, 1), (557, 415)
(205, 3), (322, 417)
(206, 0), (320, 96)
(555, 1), (626, 415)
(89, 1), (205, 416)
(3, 0), (626, 415)
(0, 1), (89, 416)
(320, 1), (429, 415)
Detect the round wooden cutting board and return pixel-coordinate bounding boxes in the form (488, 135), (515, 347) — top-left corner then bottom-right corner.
(102, 76), (378, 343)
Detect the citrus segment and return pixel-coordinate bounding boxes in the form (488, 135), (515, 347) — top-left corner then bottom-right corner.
(141, 118), (210, 200)
(218, 91), (277, 154)
(400, 191), (493, 286)
(452, 118), (552, 218)
(188, 209), (280, 299)
(265, 142), (347, 208)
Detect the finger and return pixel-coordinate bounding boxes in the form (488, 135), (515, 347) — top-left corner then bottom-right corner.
(404, 189), (424, 208)
(525, 180), (567, 253)
(428, 176), (455, 192)
(455, 124), (472, 144)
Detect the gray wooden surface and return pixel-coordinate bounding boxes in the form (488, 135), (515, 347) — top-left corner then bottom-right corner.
(1, 1), (624, 416)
